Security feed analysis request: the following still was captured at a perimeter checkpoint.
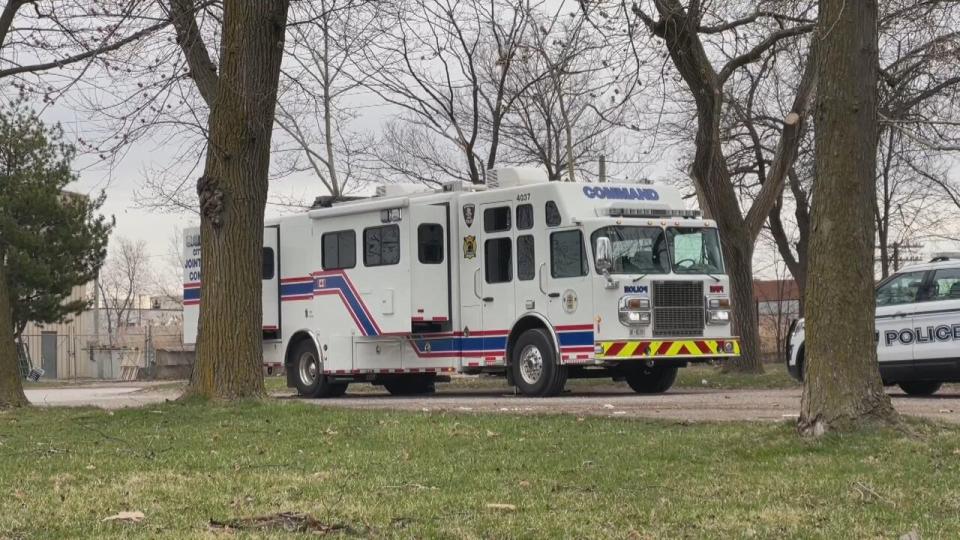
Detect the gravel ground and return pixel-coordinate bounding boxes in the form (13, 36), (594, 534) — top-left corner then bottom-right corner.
(291, 385), (960, 424)
(24, 382), (180, 409)
(23, 381), (960, 423)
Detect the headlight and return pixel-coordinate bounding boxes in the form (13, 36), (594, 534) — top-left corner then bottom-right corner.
(624, 297), (650, 310)
(707, 310), (730, 324)
(619, 295), (651, 326)
(625, 311), (651, 323)
(708, 298), (731, 309)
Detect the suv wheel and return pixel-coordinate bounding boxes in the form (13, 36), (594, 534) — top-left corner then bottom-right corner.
(898, 381), (942, 396)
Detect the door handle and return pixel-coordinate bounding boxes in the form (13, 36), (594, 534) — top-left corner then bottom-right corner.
(473, 268), (481, 300)
(482, 297), (494, 303)
(548, 292), (560, 298)
(538, 263), (548, 294)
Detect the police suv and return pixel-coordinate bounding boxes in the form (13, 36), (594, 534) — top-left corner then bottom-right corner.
(787, 254), (960, 395)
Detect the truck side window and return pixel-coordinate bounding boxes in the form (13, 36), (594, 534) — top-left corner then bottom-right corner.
(321, 230), (356, 270)
(485, 238), (512, 283)
(262, 247), (275, 280)
(417, 223), (444, 264)
(545, 201), (561, 227)
(876, 271), (926, 306)
(364, 225), (400, 267)
(550, 230), (587, 278)
(516, 204), (533, 230)
(484, 206), (511, 232)
(517, 235), (535, 280)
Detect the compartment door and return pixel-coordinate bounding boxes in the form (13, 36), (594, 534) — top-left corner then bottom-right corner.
(262, 226), (280, 339)
(479, 202), (515, 362)
(409, 204), (450, 327)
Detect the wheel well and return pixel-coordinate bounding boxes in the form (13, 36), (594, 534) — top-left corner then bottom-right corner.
(285, 332), (317, 367)
(506, 316), (555, 365)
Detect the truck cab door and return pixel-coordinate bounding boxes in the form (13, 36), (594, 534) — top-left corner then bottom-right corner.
(874, 270), (925, 380)
(544, 227), (594, 359)
(262, 226), (280, 340)
(479, 202), (515, 361)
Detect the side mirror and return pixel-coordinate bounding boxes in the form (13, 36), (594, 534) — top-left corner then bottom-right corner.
(596, 237), (613, 272)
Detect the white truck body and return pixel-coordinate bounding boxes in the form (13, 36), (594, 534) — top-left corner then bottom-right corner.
(183, 168), (740, 396)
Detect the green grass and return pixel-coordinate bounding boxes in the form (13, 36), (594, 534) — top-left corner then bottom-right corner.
(264, 362), (799, 395)
(1, 401), (958, 538)
(675, 362), (800, 390)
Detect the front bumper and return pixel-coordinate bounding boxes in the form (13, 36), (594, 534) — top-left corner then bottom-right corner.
(595, 338), (740, 360)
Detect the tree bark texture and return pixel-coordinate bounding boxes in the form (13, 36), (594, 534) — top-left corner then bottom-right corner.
(0, 262), (28, 408)
(642, 1), (814, 372)
(799, 0), (898, 434)
(187, 0), (290, 400)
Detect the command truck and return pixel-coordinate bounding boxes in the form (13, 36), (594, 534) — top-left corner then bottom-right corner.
(183, 168), (740, 397)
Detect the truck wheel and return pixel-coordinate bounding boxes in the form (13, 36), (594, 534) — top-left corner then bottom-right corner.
(383, 376), (435, 395)
(511, 329), (567, 397)
(898, 381), (942, 396)
(292, 340), (344, 398)
(625, 366), (678, 394)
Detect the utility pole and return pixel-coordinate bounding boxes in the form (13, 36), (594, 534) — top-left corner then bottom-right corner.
(598, 155), (606, 183)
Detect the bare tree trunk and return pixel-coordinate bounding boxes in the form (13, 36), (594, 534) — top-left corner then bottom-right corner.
(799, 0), (897, 435)
(723, 231), (763, 373)
(187, 0), (290, 400)
(0, 262), (28, 408)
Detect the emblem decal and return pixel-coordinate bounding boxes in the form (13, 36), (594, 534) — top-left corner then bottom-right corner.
(562, 289), (579, 314)
(462, 203), (475, 227)
(463, 235), (477, 259)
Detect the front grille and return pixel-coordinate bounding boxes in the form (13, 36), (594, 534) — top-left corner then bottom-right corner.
(653, 281), (704, 337)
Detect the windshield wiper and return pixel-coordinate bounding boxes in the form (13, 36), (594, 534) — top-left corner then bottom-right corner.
(632, 274), (648, 283)
(703, 271), (721, 283)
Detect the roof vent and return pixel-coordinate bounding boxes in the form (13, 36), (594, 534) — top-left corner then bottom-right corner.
(375, 183), (431, 198)
(441, 180), (486, 192)
(488, 167), (549, 189)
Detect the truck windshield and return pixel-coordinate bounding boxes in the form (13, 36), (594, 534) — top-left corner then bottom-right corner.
(590, 226), (669, 274)
(667, 227), (725, 274)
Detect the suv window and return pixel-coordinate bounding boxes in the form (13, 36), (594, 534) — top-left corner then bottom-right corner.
(923, 268), (960, 302)
(876, 271), (926, 307)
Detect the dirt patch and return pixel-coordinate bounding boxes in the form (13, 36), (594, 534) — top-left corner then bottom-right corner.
(208, 513), (345, 534)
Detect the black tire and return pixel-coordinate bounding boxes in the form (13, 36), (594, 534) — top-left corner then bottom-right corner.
(327, 383), (349, 397)
(898, 381), (942, 396)
(292, 340), (344, 398)
(625, 365), (678, 394)
(383, 376), (435, 395)
(511, 329), (567, 397)
(795, 348), (805, 382)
